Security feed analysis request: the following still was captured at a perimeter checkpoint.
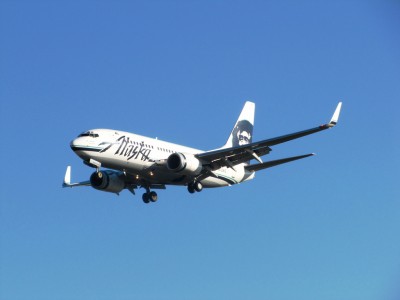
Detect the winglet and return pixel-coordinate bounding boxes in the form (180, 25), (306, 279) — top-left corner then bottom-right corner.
(63, 166), (71, 187)
(328, 102), (342, 127)
(62, 166), (91, 188)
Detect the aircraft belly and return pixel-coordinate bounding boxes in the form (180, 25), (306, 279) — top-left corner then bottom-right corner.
(201, 177), (230, 188)
(95, 152), (246, 189)
(95, 154), (127, 169)
(202, 167), (245, 187)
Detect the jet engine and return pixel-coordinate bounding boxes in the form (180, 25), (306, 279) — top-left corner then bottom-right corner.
(90, 170), (125, 193)
(167, 152), (202, 175)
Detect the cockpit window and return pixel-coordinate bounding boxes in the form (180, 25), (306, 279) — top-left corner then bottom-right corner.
(78, 131), (99, 138)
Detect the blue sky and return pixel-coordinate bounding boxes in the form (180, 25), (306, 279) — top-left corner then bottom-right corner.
(1, 1), (399, 299)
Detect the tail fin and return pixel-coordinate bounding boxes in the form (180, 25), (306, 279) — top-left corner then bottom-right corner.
(223, 101), (255, 148)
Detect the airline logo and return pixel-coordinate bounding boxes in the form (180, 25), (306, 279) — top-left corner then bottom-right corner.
(233, 120), (253, 146)
(101, 135), (153, 161)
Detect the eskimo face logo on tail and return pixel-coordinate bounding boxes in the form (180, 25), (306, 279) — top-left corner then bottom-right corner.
(232, 120), (253, 146)
(101, 136), (152, 161)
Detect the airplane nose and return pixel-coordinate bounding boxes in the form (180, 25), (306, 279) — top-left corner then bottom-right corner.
(70, 139), (79, 151)
(70, 137), (92, 160)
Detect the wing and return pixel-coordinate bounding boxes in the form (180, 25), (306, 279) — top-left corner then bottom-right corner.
(196, 102), (342, 168)
(62, 166), (165, 195)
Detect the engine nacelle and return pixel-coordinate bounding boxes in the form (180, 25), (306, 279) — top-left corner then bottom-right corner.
(90, 170), (125, 194)
(167, 152), (202, 175)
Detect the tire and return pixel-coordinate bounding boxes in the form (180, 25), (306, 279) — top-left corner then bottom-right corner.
(142, 193), (150, 203)
(194, 181), (203, 192)
(188, 184), (195, 194)
(149, 191), (158, 202)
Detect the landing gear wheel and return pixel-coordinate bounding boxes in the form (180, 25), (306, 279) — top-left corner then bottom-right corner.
(188, 181), (202, 194)
(149, 191), (158, 202)
(142, 193), (150, 204)
(194, 181), (203, 192)
(188, 184), (195, 194)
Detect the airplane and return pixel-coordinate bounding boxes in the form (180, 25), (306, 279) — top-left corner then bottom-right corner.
(63, 101), (342, 203)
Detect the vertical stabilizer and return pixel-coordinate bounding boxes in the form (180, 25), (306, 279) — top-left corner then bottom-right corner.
(223, 101), (255, 148)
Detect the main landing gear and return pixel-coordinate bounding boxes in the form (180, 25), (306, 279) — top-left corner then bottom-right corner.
(188, 181), (203, 194)
(141, 181), (203, 203)
(142, 188), (158, 204)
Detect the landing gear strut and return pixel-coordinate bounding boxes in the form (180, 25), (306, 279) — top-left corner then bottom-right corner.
(188, 181), (203, 194)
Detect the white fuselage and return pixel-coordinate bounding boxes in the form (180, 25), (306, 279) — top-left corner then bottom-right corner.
(71, 129), (254, 188)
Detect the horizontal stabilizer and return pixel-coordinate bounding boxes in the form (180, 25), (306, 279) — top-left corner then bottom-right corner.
(245, 153), (315, 172)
